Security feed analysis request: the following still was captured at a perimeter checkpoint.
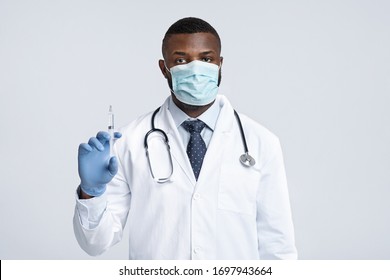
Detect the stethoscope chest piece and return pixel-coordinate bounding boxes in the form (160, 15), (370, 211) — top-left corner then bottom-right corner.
(234, 110), (256, 168)
(240, 152), (256, 167)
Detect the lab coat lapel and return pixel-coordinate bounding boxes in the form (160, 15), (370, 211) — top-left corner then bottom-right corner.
(155, 99), (197, 186)
(196, 96), (234, 187)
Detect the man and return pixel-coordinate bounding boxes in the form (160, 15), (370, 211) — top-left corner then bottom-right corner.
(74, 17), (297, 260)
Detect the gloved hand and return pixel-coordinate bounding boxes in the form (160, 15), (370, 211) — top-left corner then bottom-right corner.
(78, 131), (122, 197)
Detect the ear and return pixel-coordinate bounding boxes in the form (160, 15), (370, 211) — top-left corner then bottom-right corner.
(220, 56), (223, 66)
(158, 59), (168, 79)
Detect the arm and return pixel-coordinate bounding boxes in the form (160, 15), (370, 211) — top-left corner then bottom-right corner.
(73, 172), (131, 256)
(256, 138), (298, 259)
(73, 131), (131, 256)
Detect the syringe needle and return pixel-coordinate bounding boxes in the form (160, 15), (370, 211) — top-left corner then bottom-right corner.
(108, 105), (114, 155)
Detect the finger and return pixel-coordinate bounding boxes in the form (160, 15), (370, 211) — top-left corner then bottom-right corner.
(88, 137), (104, 151)
(108, 156), (118, 176)
(97, 131), (110, 144)
(114, 132), (122, 139)
(78, 143), (93, 155)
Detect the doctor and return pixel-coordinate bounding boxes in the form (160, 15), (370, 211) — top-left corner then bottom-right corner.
(74, 17), (297, 259)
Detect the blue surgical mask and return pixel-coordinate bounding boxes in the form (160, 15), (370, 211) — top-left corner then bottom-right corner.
(166, 60), (220, 106)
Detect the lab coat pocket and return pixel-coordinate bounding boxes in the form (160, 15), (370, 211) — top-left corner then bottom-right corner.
(217, 163), (260, 216)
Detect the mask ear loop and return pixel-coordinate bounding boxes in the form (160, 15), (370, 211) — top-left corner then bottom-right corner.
(164, 62), (175, 95)
(164, 62), (171, 73)
(218, 56), (223, 70)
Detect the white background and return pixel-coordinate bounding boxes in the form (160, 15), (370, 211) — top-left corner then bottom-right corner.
(0, 0), (389, 259)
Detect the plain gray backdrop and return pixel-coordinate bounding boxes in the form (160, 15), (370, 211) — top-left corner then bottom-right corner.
(1, 0), (389, 259)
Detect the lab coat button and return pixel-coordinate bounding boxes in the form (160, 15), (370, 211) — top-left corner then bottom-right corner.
(193, 193), (201, 200)
(193, 247), (200, 254)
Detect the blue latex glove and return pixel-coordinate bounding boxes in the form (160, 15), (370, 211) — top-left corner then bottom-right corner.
(78, 131), (122, 197)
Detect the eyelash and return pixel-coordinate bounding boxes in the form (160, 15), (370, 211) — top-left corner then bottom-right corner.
(175, 58), (186, 63)
(175, 57), (213, 64)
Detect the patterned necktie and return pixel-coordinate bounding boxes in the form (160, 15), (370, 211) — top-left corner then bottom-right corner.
(182, 120), (207, 180)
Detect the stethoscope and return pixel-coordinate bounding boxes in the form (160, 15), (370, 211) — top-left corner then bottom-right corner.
(144, 107), (256, 183)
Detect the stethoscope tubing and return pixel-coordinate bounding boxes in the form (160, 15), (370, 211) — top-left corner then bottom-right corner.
(233, 110), (249, 154)
(144, 105), (256, 183)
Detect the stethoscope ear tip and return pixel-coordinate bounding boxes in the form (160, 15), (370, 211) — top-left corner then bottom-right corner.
(240, 153), (256, 167)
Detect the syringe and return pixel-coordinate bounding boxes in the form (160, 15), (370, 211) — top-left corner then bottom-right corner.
(108, 105), (114, 155)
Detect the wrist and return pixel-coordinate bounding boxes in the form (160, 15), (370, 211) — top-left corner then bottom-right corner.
(79, 188), (94, 199)
(79, 183), (106, 198)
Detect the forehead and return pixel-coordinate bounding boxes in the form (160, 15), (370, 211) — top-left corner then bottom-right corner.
(163, 33), (220, 57)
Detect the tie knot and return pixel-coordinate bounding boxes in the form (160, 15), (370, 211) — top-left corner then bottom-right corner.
(182, 120), (206, 134)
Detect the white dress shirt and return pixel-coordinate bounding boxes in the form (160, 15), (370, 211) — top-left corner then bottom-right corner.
(168, 96), (220, 148)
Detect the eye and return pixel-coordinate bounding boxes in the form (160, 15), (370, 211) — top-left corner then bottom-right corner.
(202, 57), (212, 63)
(175, 58), (187, 64)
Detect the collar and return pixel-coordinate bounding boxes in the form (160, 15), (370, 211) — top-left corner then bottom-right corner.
(168, 96), (221, 131)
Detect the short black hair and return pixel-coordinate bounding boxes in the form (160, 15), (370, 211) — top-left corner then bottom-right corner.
(162, 17), (221, 55)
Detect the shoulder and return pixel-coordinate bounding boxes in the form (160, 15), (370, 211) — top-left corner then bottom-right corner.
(113, 109), (156, 156)
(237, 113), (280, 144)
(114, 98), (170, 154)
(219, 95), (282, 152)
(235, 113), (283, 167)
(119, 98), (170, 137)
(119, 111), (153, 136)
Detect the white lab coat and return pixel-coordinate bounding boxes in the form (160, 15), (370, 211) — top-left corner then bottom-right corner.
(73, 95), (297, 259)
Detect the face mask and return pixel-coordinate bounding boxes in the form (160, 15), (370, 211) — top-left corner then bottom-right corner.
(166, 60), (220, 106)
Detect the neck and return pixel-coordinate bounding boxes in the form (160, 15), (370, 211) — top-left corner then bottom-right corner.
(172, 94), (214, 118)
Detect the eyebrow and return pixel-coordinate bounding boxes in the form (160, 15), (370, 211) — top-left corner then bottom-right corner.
(171, 50), (216, 56)
(172, 51), (187, 56)
(200, 50), (215, 55)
